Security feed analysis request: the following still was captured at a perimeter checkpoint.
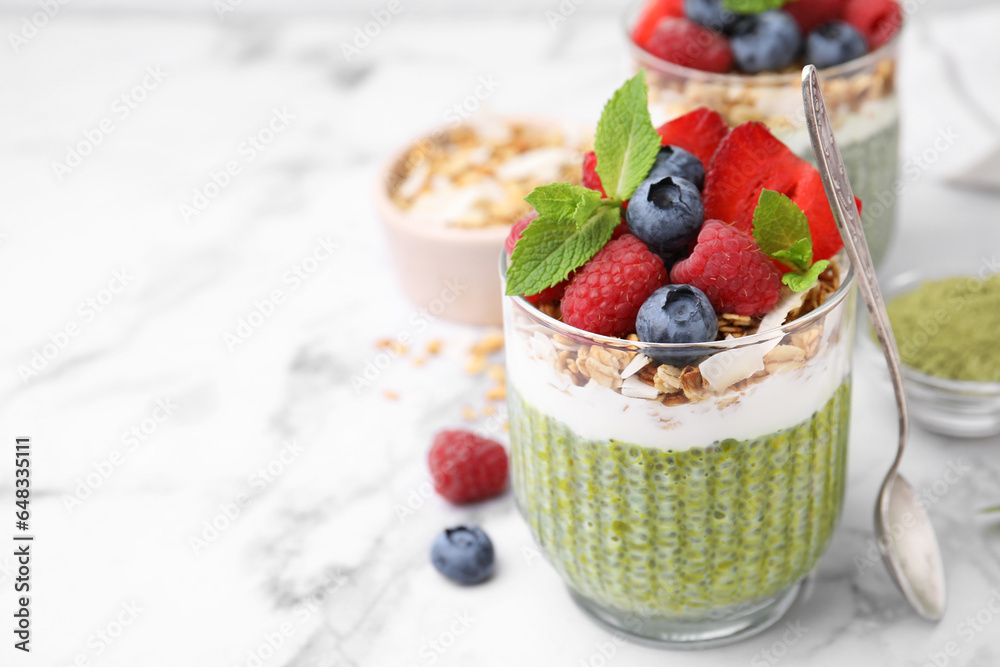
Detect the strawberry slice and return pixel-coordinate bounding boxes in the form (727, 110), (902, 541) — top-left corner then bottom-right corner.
(788, 168), (859, 264)
(703, 122), (845, 263)
(783, 0), (844, 35)
(631, 0), (685, 48)
(655, 108), (730, 168)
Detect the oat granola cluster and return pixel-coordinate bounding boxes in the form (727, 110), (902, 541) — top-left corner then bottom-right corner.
(523, 265), (840, 407)
(645, 55), (896, 132)
(388, 120), (589, 229)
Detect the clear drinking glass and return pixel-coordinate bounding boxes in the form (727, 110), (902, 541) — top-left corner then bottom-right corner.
(503, 255), (857, 647)
(624, 0), (900, 265)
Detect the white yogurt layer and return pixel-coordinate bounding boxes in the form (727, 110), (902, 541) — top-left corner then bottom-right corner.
(506, 306), (852, 451)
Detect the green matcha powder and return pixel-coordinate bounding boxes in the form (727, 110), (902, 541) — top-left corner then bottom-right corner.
(886, 274), (1000, 383)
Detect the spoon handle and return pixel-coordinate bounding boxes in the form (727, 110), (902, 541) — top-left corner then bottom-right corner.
(801, 65), (909, 470)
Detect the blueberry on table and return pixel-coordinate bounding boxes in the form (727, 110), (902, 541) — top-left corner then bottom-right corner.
(431, 526), (495, 585)
(649, 145), (706, 190)
(626, 175), (704, 252)
(637, 285), (718, 367)
(731, 10), (803, 73)
(685, 0), (751, 34)
(805, 22), (868, 69)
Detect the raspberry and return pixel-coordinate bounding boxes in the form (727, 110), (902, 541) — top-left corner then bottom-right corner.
(783, 0), (844, 35)
(582, 151), (606, 196)
(631, 0), (685, 48)
(670, 220), (782, 317)
(428, 430), (508, 504)
(611, 218), (629, 239)
(561, 234), (668, 337)
(844, 0), (902, 50)
(505, 212), (537, 256)
(528, 280), (572, 304)
(645, 17), (733, 74)
(506, 212), (571, 302)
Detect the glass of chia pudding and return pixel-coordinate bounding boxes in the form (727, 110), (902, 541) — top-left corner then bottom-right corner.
(503, 257), (856, 645)
(624, 0), (901, 265)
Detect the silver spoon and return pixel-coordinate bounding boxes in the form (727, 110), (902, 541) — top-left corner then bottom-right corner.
(802, 65), (946, 621)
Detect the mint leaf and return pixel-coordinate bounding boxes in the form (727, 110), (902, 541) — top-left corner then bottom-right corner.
(752, 189), (831, 293)
(770, 239), (813, 273)
(723, 0), (787, 14)
(594, 71), (661, 201)
(753, 190), (813, 272)
(525, 183), (605, 229)
(783, 260), (829, 293)
(505, 206), (620, 297)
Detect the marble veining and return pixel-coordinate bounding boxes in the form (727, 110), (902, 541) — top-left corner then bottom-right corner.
(2, 4), (1000, 666)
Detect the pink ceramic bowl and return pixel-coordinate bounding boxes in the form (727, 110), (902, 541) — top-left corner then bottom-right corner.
(373, 115), (590, 327)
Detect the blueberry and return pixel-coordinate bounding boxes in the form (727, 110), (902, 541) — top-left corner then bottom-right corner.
(637, 285), (719, 367)
(648, 146), (705, 191)
(684, 0), (752, 34)
(730, 10), (802, 73)
(805, 22), (868, 70)
(626, 176), (704, 253)
(431, 526), (494, 585)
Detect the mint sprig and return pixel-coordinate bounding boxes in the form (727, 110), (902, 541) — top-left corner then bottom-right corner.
(594, 71), (661, 201)
(505, 207), (620, 297)
(506, 71), (662, 297)
(525, 184), (609, 229)
(723, 0), (787, 14)
(752, 189), (830, 293)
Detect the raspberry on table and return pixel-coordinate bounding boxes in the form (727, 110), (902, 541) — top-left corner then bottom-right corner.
(428, 430), (508, 504)
(670, 220), (782, 317)
(561, 234), (668, 337)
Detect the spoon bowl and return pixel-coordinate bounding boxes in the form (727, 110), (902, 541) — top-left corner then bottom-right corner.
(876, 475), (947, 620)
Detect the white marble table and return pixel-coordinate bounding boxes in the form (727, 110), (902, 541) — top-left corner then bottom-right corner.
(2, 4), (1000, 666)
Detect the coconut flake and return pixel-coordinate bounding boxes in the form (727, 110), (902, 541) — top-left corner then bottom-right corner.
(495, 147), (578, 182)
(700, 291), (807, 393)
(621, 353), (651, 379)
(621, 375), (661, 400)
(397, 159), (429, 200)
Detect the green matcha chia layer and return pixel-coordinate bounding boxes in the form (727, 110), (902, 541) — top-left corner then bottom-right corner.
(509, 380), (851, 619)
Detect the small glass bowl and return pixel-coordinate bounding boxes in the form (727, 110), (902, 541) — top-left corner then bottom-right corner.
(871, 270), (1000, 439)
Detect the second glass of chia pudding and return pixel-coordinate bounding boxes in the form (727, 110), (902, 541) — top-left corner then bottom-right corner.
(625, 0), (902, 265)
